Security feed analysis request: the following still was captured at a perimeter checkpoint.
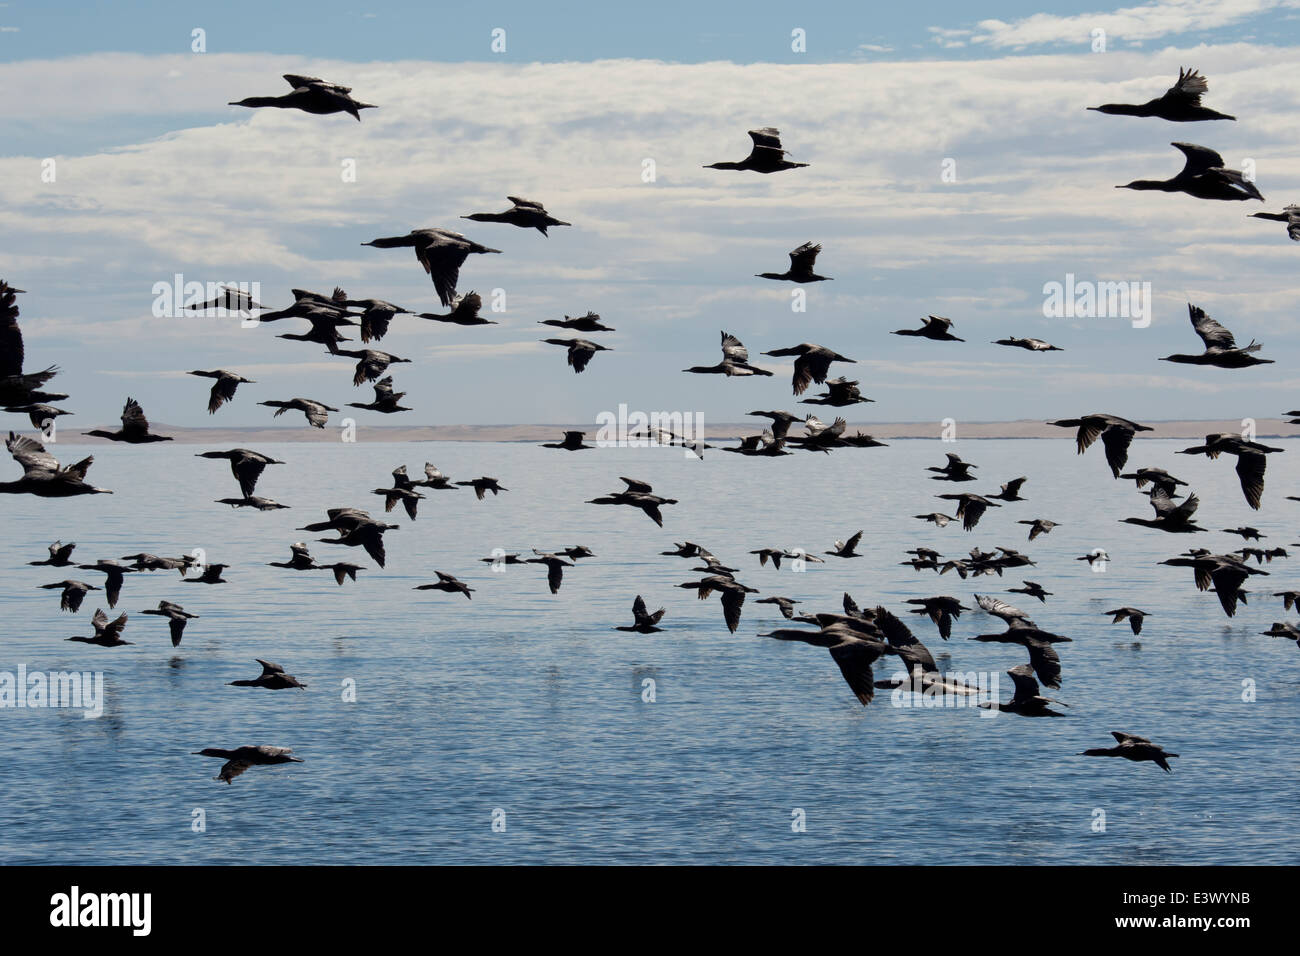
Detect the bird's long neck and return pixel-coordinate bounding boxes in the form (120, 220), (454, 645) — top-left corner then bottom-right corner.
(1090, 103), (1149, 116)
(234, 96), (287, 108)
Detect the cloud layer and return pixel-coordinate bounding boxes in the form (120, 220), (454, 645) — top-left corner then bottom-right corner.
(2, 44), (1299, 430)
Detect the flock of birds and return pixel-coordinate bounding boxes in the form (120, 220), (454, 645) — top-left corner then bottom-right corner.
(4, 65), (1298, 785)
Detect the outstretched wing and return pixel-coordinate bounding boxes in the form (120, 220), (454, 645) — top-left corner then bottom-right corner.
(506, 195), (545, 211)
(1188, 304), (1236, 351)
(1235, 451), (1267, 510)
(1006, 664), (1041, 703)
(0, 282), (23, 378)
(1173, 141), (1226, 178)
(1111, 731), (1151, 745)
(748, 128), (786, 151)
(121, 397), (151, 437)
(414, 234), (470, 307)
(7, 432), (59, 475)
(1100, 425), (1136, 478)
(721, 331), (749, 363)
(828, 641), (880, 705)
(789, 242), (821, 273)
(1166, 67), (1208, 106)
(873, 606), (936, 672)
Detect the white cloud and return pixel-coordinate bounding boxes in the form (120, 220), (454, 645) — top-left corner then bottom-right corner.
(3, 46), (1300, 426)
(939, 0), (1300, 49)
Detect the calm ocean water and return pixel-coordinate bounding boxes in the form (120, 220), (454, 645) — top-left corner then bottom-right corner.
(1, 436), (1297, 865)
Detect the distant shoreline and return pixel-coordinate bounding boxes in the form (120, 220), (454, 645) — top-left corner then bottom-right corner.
(38, 419), (1300, 444)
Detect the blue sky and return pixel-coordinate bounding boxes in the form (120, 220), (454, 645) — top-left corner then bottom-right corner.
(3, 1), (1300, 429)
(2, 0), (1296, 64)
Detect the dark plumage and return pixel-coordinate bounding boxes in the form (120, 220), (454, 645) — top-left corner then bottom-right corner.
(1080, 732), (1178, 773)
(229, 659), (307, 690)
(462, 196), (570, 235)
(1047, 413), (1151, 477)
(195, 448), (284, 499)
(84, 398), (173, 443)
(893, 315), (963, 341)
(705, 128), (809, 174)
(361, 229), (501, 307)
(1158, 304), (1271, 368)
(1088, 68), (1234, 122)
(756, 242), (830, 282)
(1117, 142), (1262, 202)
(229, 74), (375, 120)
(541, 337), (611, 374)
(192, 744), (303, 784)
(615, 595), (666, 633)
(1177, 434), (1283, 510)
(188, 369), (254, 414)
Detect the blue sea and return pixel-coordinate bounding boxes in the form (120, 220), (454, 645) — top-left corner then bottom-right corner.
(2, 436), (1297, 864)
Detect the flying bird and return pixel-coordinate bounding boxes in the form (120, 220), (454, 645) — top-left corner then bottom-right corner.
(615, 595), (666, 633)
(936, 493), (1001, 531)
(346, 376), (411, 413)
(192, 744), (303, 784)
(83, 398), (173, 443)
(334, 348), (411, 386)
(462, 197), (570, 235)
(195, 448), (284, 498)
(587, 477), (677, 526)
(456, 476), (507, 500)
(542, 431), (595, 451)
(893, 315), (963, 342)
(1120, 488), (1206, 533)
(1087, 68), (1234, 122)
(705, 128), (809, 173)
(30, 540), (76, 567)
(1249, 204), (1300, 240)
(140, 601), (199, 647)
(228, 659), (307, 690)
(39, 579), (99, 612)
(229, 74), (375, 120)
(259, 398), (338, 428)
(1047, 413), (1151, 477)
(361, 229), (501, 307)
(761, 343), (855, 396)
(679, 575), (757, 633)
(756, 242), (830, 283)
(66, 608), (130, 647)
(1178, 434), (1283, 510)
(1080, 732), (1178, 773)
(1, 432), (111, 497)
(824, 531), (864, 559)
(414, 571), (475, 600)
(0, 281), (66, 408)
(188, 370), (255, 414)
(903, 595), (969, 640)
(758, 619), (898, 706)
(993, 336), (1061, 352)
(1107, 607), (1149, 635)
(1158, 304), (1271, 368)
(1019, 518), (1059, 541)
(538, 311), (611, 332)
(53, 559), (127, 607)
(1117, 142), (1263, 202)
(981, 665), (1067, 717)
(683, 331), (772, 377)
(542, 337), (612, 374)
